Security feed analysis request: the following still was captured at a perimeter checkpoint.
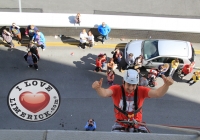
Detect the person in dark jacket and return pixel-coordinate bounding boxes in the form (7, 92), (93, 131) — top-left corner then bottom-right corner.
(24, 51), (39, 70)
(27, 42), (40, 60)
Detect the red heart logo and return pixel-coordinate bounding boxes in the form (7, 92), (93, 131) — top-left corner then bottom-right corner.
(19, 91), (50, 113)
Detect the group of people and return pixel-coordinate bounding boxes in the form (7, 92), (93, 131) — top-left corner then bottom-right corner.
(1, 23), (47, 71)
(75, 13), (111, 46)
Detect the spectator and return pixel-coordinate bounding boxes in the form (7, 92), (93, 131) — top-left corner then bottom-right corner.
(98, 22), (111, 44)
(112, 48), (123, 65)
(2, 29), (15, 48)
(139, 77), (148, 87)
(87, 31), (94, 48)
(32, 30), (46, 51)
(126, 53), (135, 69)
(133, 55), (144, 76)
(186, 71), (200, 86)
(25, 25), (39, 41)
(75, 13), (81, 25)
(84, 119), (96, 131)
(94, 55), (102, 72)
(107, 58), (117, 72)
(107, 70), (115, 85)
(101, 53), (107, 69)
(24, 51), (39, 70)
(79, 29), (88, 49)
(27, 42), (40, 60)
(157, 63), (169, 77)
(179, 62), (195, 79)
(9, 23), (21, 44)
(169, 58), (179, 78)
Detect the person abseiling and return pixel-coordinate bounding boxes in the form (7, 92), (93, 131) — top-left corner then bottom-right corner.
(92, 69), (173, 132)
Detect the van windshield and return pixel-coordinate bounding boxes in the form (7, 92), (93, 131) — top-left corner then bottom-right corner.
(143, 40), (159, 60)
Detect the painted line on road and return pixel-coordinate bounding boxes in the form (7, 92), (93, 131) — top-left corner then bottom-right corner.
(0, 42), (200, 54)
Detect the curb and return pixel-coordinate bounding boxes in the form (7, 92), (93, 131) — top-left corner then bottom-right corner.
(1, 41), (200, 54)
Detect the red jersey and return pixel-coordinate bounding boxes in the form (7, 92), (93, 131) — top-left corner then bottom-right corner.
(109, 85), (150, 124)
(182, 64), (193, 74)
(96, 58), (101, 67)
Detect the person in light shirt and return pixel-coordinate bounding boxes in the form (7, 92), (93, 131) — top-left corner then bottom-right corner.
(87, 31), (94, 48)
(79, 29), (88, 49)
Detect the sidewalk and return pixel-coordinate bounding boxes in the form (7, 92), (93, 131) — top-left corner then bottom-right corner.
(0, 35), (200, 54)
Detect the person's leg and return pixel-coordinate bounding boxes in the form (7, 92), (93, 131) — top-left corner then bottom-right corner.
(102, 35), (105, 43)
(111, 122), (127, 132)
(83, 42), (86, 49)
(34, 64), (38, 70)
(79, 42), (83, 49)
(29, 35), (33, 41)
(105, 34), (108, 40)
(17, 33), (22, 43)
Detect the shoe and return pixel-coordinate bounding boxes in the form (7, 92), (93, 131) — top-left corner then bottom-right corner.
(79, 46), (81, 49)
(28, 66), (30, 68)
(42, 49), (45, 51)
(120, 69), (124, 73)
(36, 69), (38, 71)
(186, 80), (190, 83)
(102, 42), (105, 44)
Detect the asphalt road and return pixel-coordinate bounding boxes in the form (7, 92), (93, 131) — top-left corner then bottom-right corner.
(0, 45), (199, 134)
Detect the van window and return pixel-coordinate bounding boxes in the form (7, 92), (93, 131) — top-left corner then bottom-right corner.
(164, 57), (183, 64)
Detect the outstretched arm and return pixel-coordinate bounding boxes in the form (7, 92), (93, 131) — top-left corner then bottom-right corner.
(92, 78), (113, 97)
(148, 75), (173, 98)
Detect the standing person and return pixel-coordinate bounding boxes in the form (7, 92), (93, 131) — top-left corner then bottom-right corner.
(94, 55), (102, 72)
(74, 13), (81, 25)
(101, 53), (107, 69)
(107, 70), (115, 86)
(27, 42), (40, 60)
(24, 51), (39, 70)
(2, 29), (15, 48)
(107, 58), (117, 72)
(92, 69), (173, 132)
(179, 62), (195, 79)
(9, 23), (21, 44)
(84, 119), (96, 131)
(169, 58), (179, 78)
(87, 31), (94, 48)
(112, 48), (123, 72)
(32, 30), (46, 51)
(112, 48), (123, 65)
(126, 53), (135, 69)
(79, 29), (88, 49)
(157, 63), (169, 77)
(25, 25), (39, 41)
(98, 22), (111, 44)
(186, 70), (200, 86)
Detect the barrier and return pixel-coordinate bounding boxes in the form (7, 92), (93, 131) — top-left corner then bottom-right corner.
(1, 12), (200, 43)
(0, 130), (198, 140)
(1, 12), (200, 33)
